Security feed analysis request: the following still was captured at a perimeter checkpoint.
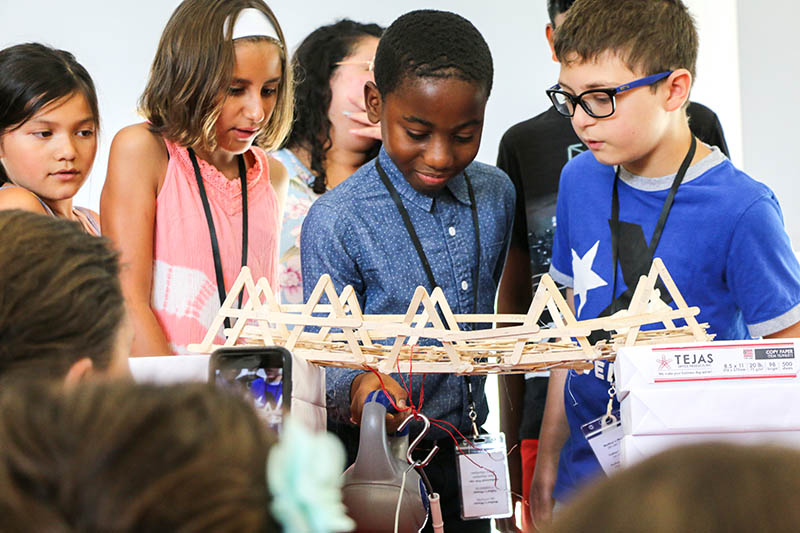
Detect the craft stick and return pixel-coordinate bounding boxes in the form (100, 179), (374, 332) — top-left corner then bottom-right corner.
(340, 286), (375, 350)
(418, 289), (465, 368)
(546, 298), (571, 344)
(576, 307), (700, 331)
(385, 286), (427, 370)
(653, 258), (707, 340)
(279, 307), (531, 324)
(540, 275), (595, 357)
(509, 279), (551, 365)
(321, 281), (364, 362)
(190, 265), (711, 375)
(623, 273), (650, 345)
(255, 276), (291, 338)
(285, 274), (330, 353)
(194, 266), (254, 351)
(430, 287), (464, 343)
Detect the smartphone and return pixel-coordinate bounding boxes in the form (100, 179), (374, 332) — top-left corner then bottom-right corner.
(209, 346), (292, 433)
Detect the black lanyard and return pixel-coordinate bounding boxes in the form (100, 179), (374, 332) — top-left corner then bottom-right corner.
(187, 148), (248, 329)
(610, 135), (696, 312)
(375, 160), (481, 314)
(376, 159), (481, 422)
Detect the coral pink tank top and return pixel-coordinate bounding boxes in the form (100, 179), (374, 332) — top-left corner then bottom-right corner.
(152, 139), (280, 353)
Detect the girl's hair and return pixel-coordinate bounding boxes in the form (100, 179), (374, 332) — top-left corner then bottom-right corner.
(0, 210), (124, 383)
(0, 43), (99, 184)
(285, 19), (383, 194)
(0, 381), (279, 532)
(140, 0), (293, 152)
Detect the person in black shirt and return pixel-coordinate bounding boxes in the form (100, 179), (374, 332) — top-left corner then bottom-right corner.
(495, 2), (729, 531)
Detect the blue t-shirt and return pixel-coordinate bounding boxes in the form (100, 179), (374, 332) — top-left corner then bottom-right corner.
(549, 147), (800, 501)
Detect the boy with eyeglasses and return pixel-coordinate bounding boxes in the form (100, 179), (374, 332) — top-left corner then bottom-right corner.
(530, 0), (800, 528)
(495, 2), (728, 530)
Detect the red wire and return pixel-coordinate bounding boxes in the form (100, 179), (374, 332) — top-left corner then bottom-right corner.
(365, 344), (501, 490)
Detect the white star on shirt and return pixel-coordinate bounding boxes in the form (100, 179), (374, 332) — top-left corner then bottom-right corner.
(571, 240), (608, 316)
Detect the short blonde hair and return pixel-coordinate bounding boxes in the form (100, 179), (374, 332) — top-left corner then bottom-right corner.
(139, 0), (293, 152)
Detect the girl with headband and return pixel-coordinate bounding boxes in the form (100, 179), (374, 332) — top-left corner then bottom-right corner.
(101, 0), (292, 355)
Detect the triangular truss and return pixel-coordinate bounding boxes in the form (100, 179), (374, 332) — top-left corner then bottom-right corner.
(188, 259), (711, 374)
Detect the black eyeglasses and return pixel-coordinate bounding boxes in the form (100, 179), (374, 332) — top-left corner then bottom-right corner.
(545, 71), (673, 119)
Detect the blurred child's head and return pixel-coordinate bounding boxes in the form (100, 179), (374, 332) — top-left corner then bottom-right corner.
(365, 9), (493, 195)
(140, 0), (293, 155)
(0, 210), (130, 385)
(548, 443), (800, 533)
(549, 0), (697, 172)
(0, 381), (278, 531)
(0, 43), (99, 200)
(287, 19), (383, 193)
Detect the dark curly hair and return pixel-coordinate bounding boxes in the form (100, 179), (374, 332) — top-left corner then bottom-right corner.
(373, 10), (493, 98)
(286, 20), (383, 194)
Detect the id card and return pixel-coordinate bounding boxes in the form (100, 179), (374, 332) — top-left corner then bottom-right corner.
(581, 409), (623, 475)
(455, 433), (513, 520)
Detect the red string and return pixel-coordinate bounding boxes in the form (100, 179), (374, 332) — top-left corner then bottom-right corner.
(366, 344), (502, 490)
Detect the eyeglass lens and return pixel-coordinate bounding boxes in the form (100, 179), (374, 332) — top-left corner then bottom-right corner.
(552, 90), (614, 118)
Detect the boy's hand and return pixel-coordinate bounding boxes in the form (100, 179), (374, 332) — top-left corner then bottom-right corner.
(349, 372), (409, 433)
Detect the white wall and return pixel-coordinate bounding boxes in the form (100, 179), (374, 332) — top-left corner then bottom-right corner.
(0, 1), (759, 222)
(737, 0), (800, 247)
(0, 1), (553, 212)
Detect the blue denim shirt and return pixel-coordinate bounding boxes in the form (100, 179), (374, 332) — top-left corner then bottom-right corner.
(300, 148), (515, 439)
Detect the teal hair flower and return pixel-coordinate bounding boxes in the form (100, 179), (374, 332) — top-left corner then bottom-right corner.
(267, 417), (355, 532)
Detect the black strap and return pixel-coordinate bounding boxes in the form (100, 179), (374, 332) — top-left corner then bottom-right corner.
(375, 160), (481, 313)
(610, 135), (697, 312)
(375, 159), (481, 418)
(187, 148), (248, 329)
(375, 160), (437, 291)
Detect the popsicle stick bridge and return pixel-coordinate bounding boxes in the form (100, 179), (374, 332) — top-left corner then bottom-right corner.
(188, 258), (713, 374)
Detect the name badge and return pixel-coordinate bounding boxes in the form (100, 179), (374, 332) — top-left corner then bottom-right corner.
(455, 433), (513, 520)
(581, 409), (623, 475)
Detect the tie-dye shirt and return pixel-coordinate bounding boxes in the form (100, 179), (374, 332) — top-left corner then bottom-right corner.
(151, 138), (280, 353)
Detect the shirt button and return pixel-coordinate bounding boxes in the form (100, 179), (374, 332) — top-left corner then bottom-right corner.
(461, 280), (469, 291)
(449, 226), (456, 236)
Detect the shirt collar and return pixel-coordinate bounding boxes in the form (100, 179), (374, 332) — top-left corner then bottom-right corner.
(376, 148), (471, 211)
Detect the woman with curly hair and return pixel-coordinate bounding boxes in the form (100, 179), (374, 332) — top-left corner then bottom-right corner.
(274, 19), (382, 304)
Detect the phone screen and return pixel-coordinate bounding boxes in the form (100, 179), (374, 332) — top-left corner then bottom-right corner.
(209, 347), (291, 433)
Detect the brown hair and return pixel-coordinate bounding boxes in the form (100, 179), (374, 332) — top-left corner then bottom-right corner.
(139, 0), (293, 152)
(547, 442), (800, 533)
(0, 381), (278, 532)
(553, 0), (698, 81)
(0, 210), (123, 383)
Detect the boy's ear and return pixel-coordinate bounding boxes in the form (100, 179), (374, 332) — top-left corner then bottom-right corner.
(663, 68), (693, 112)
(545, 23), (557, 62)
(63, 357), (94, 386)
(364, 81), (382, 124)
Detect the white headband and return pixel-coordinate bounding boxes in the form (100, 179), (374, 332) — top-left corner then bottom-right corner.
(224, 8), (281, 43)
